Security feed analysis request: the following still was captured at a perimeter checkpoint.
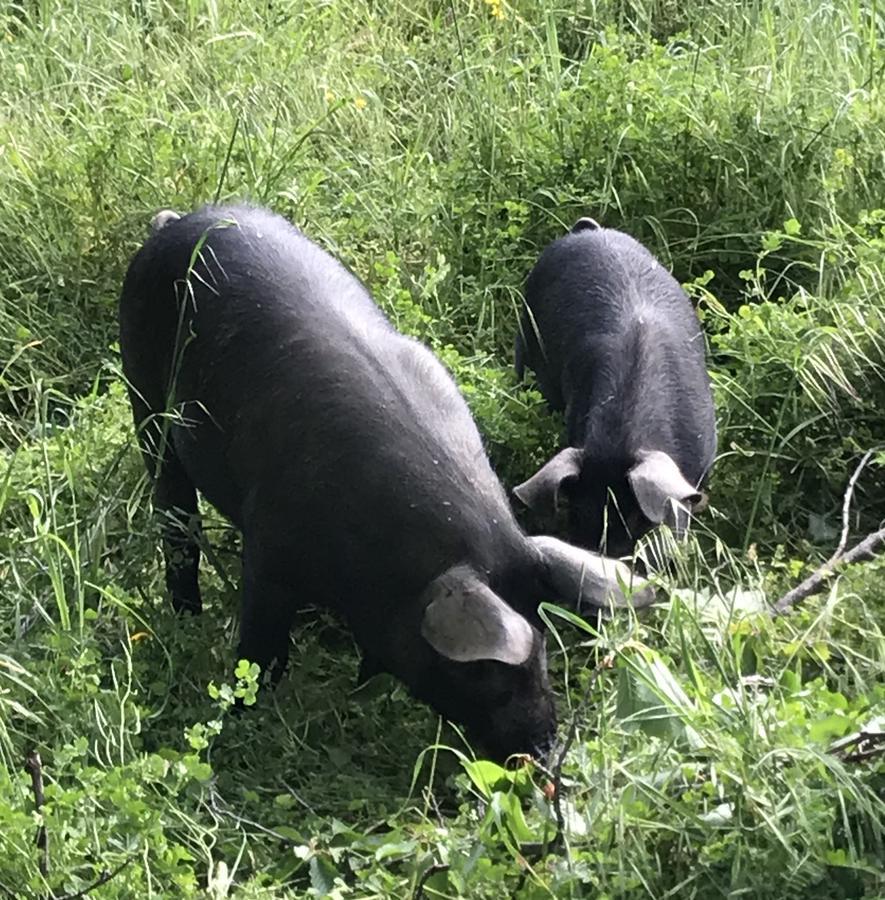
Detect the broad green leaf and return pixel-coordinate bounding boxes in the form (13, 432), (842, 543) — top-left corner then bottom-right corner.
(489, 791), (536, 844)
(616, 648), (703, 748)
(309, 856), (338, 896)
(809, 714), (851, 743)
(463, 759), (510, 798)
(375, 839), (418, 862)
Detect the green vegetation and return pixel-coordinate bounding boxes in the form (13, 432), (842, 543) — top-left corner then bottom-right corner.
(1, 0), (883, 896)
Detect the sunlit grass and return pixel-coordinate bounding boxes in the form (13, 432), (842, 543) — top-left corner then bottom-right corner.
(0, 0), (883, 896)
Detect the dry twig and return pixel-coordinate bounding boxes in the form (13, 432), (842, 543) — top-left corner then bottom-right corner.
(53, 858), (135, 900)
(548, 656), (609, 855)
(412, 863), (450, 900)
(206, 785), (298, 846)
(24, 750), (134, 899)
(834, 451), (874, 559)
(24, 750), (48, 880)
(775, 451), (883, 614)
(774, 524), (885, 614)
(828, 729), (885, 765)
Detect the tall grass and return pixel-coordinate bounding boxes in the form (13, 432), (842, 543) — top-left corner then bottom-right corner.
(1, 1), (883, 896)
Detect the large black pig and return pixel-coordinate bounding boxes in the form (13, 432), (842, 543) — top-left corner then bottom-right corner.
(119, 205), (653, 762)
(515, 217), (717, 558)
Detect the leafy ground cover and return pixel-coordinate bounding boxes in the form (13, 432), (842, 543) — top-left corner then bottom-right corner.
(1, 1), (883, 896)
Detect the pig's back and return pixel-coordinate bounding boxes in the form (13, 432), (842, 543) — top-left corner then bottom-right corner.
(120, 205), (522, 602)
(525, 227), (697, 343)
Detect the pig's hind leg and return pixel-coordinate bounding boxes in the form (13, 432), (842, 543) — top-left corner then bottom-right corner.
(130, 389), (203, 615)
(237, 540), (300, 686)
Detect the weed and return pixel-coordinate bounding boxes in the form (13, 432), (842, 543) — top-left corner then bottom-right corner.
(1, 1), (883, 897)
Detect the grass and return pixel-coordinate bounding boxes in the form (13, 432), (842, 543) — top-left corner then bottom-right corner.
(1, 0), (884, 896)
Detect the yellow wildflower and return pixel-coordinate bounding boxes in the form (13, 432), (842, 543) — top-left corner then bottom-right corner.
(484, 0), (505, 20)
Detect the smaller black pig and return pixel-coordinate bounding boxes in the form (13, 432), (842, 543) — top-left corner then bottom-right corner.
(119, 205), (653, 763)
(514, 217), (717, 559)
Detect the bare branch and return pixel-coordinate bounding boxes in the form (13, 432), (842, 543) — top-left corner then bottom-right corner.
(206, 785), (298, 846)
(775, 450), (883, 614)
(412, 863), (450, 900)
(843, 744), (885, 764)
(833, 450), (873, 561)
(828, 730), (885, 765)
(24, 750), (48, 879)
(53, 858), (135, 900)
(22, 752), (134, 900)
(548, 655), (610, 855)
(774, 525), (885, 614)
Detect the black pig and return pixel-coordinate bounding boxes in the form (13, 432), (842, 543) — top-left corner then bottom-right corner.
(515, 217), (717, 558)
(119, 205), (653, 762)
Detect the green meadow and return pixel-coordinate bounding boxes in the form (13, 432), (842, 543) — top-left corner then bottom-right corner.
(1, 1), (883, 896)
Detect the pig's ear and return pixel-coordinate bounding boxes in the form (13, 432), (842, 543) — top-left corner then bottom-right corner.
(627, 450), (701, 528)
(570, 216), (600, 233)
(513, 447), (584, 516)
(150, 209), (181, 232)
(532, 535), (656, 611)
(421, 567), (534, 666)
